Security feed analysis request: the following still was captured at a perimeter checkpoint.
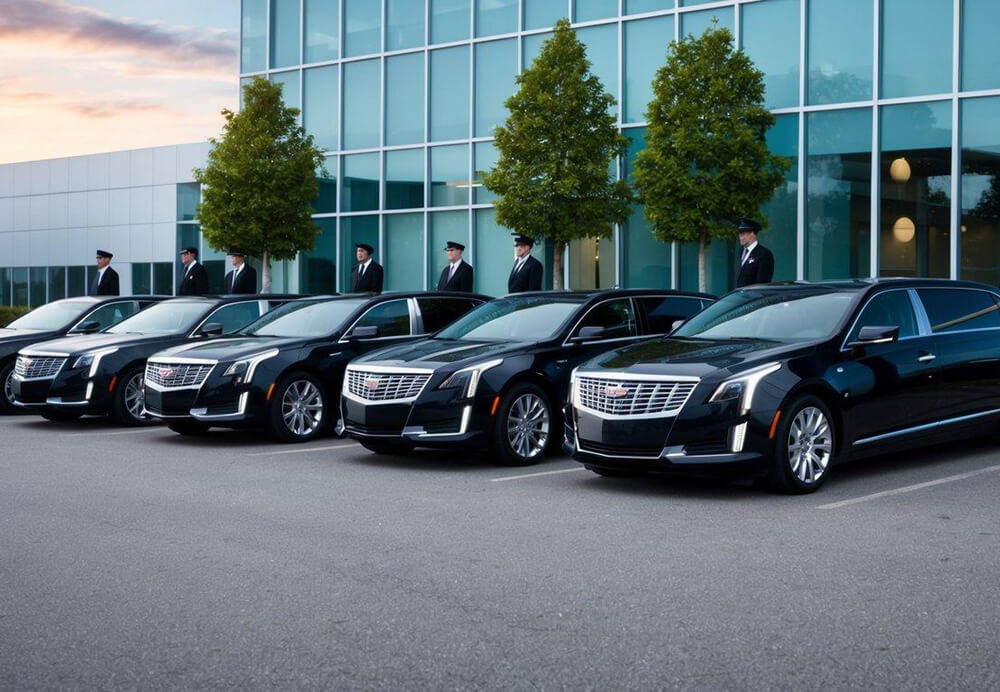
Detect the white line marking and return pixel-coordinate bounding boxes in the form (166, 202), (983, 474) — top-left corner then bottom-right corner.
(817, 464), (1000, 510)
(491, 467), (587, 482)
(65, 427), (164, 437)
(248, 442), (363, 457)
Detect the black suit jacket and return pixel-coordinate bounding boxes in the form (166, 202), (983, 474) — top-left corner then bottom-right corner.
(91, 267), (120, 296)
(735, 243), (775, 288)
(507, 255), (543, 293)
(177, 262), (209, 295)
(350, 261), (384, 293)
(436, 260), (474, 293)
(225, 265), (257, 294)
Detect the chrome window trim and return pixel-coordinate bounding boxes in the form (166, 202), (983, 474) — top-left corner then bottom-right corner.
(70, 299), (139, 332)
(853, 408), (1000, 447)
(839, 287), (928, 352)
(188, 300), (264, 338)
(337, 297), (416, 344)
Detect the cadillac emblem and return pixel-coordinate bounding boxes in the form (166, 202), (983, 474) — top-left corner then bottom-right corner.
(23, 358), (34, 368)
(364, 377), (382, 391)
(158, 367), (175, 379)
(604, 385), (628, 399)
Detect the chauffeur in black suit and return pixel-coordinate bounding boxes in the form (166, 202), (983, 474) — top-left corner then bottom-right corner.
(224, 249), (257, 294)
(436, 241), (474, 293)
(507, 233), (543, 293)
(177, 246), (209, 295)
(90, 249), (120, 296)
(734, 219), (775, 288)
(350, 243), (384, 293)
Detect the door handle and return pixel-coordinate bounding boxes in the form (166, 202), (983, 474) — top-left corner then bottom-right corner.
(917, 353), (936, 363)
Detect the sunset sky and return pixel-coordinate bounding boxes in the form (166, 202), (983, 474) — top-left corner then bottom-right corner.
(0, 0), (240, 164)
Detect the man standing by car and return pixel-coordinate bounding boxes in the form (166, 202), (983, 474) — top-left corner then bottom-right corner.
(350, 243), (384, 293)
(177, 247), (209, 295)
(507, 233), (543, 293)
(436, 241), (474, 293)
(225, 249), (257, 294)
(90, 249), (119, 296)
(734, 219), (774, 288)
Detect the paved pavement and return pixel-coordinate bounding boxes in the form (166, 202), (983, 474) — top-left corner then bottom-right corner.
(1, 414), (999, 690)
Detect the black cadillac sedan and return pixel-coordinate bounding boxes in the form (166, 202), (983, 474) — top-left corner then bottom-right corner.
(0, 295), (167, 413)
(11, 295), (296, 424)
(144, 292), (487, 442)
(340, 289), (714, 465)
(565, 279), (1000, 493)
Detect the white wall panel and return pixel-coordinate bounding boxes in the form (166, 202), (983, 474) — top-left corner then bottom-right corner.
(28, 229), (50, 264)
(66, 192), (87, 227)
(66, 227), (87, 262)
(49, 193), (68, 229)
(0, 164), (13, 197)
(13, 163), (31, 196)
(151, 184), (175, 223)
(87, 226), (111, 257)
(153, 146), (177, 185)
(152, 222), (175, 260)
(86, 190), (109, 227)
(87, 154), (109, 190)
(130, 223), (154, 262)
(50, 158), (69, 194)
(10, 231), (30, 264)
(13, 197), (30, 230)
(0, 198), (12, 232)
(111, 225), (131, 260)
(68, 156), (88, 192)
(29, 196), (49, 230)
(49, 228), (71, 265)
(130, 149), (154, 187)
(129, 187), (153, 224)
(109, 188), (130, 226)
(109, 151), (131, 189)
(176, 144), (203, 183)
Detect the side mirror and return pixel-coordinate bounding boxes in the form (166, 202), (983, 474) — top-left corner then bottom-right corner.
(199, 322), (224, 337)
(349, 325), (379, 340)
(847, 325), (899, 348)
(70, 320), (101, 334)
(571, 326), (606, 343)
(671, 319), (685, 332)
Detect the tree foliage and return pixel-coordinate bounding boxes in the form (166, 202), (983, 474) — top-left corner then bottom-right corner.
(482, 18), (632, 289)
(194, 77), (326, 293)
(633, 25), (789, 291)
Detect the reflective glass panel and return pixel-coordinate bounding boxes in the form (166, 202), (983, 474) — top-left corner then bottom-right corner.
(239, 77), (252, 109)
(569, 235), (616, 289)
(153, 263), (173, 295)
(429, 210), (469, 287)
(474, 140), (498, 204)
(386, 213), (426, 290)
(761, 114), (799, 283)
(624, 16), (673, 123)
(431, 0), (470, 43)
(575, 0), (617, 22)
(626, 0), (671, 13)
(177, 183), (199, 221)
(342, 153), (380, 212)
(131, 264), (150, 295)
(343, 59), (381, 149)
(241, 0), (267, 73)
(960, 97), (1000, 285)
(431, 144), (470, 206)
(679, 239), (731, 295)
(578, 24), (618, 115)
(474, 208), (511, 295)
(386, 148), (426, 209)
(475, 39), (517, 136)
(522, 31), (553, 68)
(524, 0), (566, 29)
(340, 216), (379, 292)
(476, 0), (517, 36)
(681, 6), (733, 37)
(270, 70), (300, 111)
(345, 0), (382, 56)
(879, 101), (951, 279)
(304, 65), (338, 151)
(805, 107), (872, 280)
(962, 0), (1000, 92)
(47, 266), (66, 301)
(430, 46), (470, 141)
(300, 218), (336, 293)
(807, 0), (872, 105)
(67, 266), (86, 298)
(742, 0), (799, 109)
(29, 267), (46, 308)
(313, 155), (337, 213)
(387, 0), (425, 50)
(881, 0), (952, 99)
(270, 0), (300, 69)
(623, 128), (671, 288)
(304, 0), (339, 62)
(680, 0), (716, 5)
(386, 52), (425, 146)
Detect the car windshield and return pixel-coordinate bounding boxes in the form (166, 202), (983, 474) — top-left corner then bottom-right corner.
(6, 300), (92, 331)
(244, 298), (367, 337)
(436, 296), (581, 341)
(673, 289), (857, 342)
(106, 301), (209, 335)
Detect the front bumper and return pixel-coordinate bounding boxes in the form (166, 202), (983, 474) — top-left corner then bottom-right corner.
(342, 388), (493, 448)
(12, 370), (109, 413)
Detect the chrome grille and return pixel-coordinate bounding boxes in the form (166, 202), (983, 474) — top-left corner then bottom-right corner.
(346, 369), (431, 402)
(575, 376), (698, 417)
(15, 355), (66, 380)
(145, 362), (214, 389)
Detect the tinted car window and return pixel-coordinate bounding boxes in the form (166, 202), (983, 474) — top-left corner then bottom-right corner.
(917, 288), (1000, 333)
(206, 301), (263, 333)
(575, 299), (638, 339)
(638, 296), (705, 334)
(848, 290), (919, 342)
(78, 300), (140, 331)
(437, 296), (581, 341)
(355, 299), (411, 337)
(248, 299), (366, 337)
(417, 298), (480, 333)
(108, 301), (209, 335)
(6, 299), (92, 330)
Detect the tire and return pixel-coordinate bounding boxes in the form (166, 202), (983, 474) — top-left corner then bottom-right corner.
(0, 361), (17, 414)
(491, 382), (553, 466)
(167, 421), (210, 436)
(361, 441), (414, 455)
(586, 465), (643, 478)
(266, 372), (328, 443)
(41, 410), (83, 422)
(768, 395), (836, 494)
(111, 365), (152, 426)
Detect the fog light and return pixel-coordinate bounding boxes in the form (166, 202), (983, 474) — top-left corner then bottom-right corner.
(730, 422), (747, 453)
(85, 381), (94, 400)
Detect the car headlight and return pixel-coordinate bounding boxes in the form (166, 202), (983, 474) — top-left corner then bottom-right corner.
(437, 359), (503, 399)
(708, 361), (781, 415)
(223, 349), (279, 385)
(72, 347), (118, 378)
(568, 366), (580, 406)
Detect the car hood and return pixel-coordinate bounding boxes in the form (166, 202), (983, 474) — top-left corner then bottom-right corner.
(152, 336), (301, 362)
(353, 339), (534, 370)
(582, 337), (816, 379)
(19, 332), (172, 357)
(0, 328), (60, 353)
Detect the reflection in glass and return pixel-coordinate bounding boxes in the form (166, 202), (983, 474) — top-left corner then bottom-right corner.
(430, 210), (469, 287)
(626, 0), (672, 14)
(575, 0), (618, 22)
(270, 70), (300, 111)
(177, 183), (200, 221)
(476, 0), (516, 37)
(431, 0), (470, 44)
(153, 263), (173, 295)
(475, 39), (517, 136)
(386, 213), (425, 290)
(679, 239), (731, 295)
(624, 16), (672, 123)
(475, 208), (510, 295)
(270, 0), (300, 69)
(806, 108), (871, 280)
(762, 114), (798, 282)
(239, 77), (252, 110)
(623, 128), (671, 288)
(343, 59), (380, 149)
(131, 264), (150, 295)
(474, 141), (498, 204)
(430, 46), (470, 141)
(345, 0), (382, 56)
(304, 0), (338, 62)
(48, 266), (66, 301)
(431, 144), (470, 206)
(880, 0), (951, 99)
(29, 267), (46, 308)
(387, 0), (425, 50)
(962, 0), (1000, 92)
(807, 0), (872, 105)
(741, 0), (799, 109)
(313, 156), (337, 213)
(578, 24), (618, 114)
(300, 218), (336, 293)
(304, 65), (338, 151)
(681, 7), (733, 37)
(960, 97), (1000, 285)
(522, 31), (552, 69)
(340, 216), (379, 292)
(524, 0), (565, 29)
(342, 153), (380, 212)
(67, 266), (86, 298)
(386, 149), (425, 210)
(386, 53), (424, 146)
(241, 0), (267, 73)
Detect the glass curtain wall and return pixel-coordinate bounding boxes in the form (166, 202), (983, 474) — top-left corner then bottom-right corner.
(960, 97), (1000, 286)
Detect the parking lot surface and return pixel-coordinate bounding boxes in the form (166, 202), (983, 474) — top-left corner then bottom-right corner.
(2, 415), (999, 690)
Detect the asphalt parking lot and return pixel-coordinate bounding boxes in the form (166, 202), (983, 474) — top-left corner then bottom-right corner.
(2, 414), (999, 690)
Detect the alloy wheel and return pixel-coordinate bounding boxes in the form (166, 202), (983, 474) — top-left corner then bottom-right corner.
(3, 369), (13, 407)
(281, 380), (324, 437)
(506, 393), (550, 460)
(124, 372), (146, 421)
(787, 405), (832, 485)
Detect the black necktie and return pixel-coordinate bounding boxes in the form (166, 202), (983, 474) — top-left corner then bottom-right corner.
(741, 248), (750, 265)
(359, 264), (365, 279)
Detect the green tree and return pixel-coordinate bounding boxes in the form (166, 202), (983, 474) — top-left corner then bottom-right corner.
(482, 18), (632, 289)
(633, 25), (789, 292)
(194, 77), (326, 293)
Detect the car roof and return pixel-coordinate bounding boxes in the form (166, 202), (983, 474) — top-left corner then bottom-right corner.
(499, 288), (716, 302)
(343, 290), (493, 301)
(741, 278), (999, 293)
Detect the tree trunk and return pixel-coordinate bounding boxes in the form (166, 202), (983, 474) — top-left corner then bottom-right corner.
(553, 240), (565, 290)
(261, 249), (271, 294)
(698, 232), (707, 294)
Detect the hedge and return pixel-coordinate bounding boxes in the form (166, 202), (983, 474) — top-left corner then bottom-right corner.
(0, 306), (31, 326)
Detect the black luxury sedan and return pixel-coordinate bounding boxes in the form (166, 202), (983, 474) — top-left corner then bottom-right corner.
(340, 289), (714, 465)
(565, 279), (1000, 493)
(1, 295), (167, 413)
(11, 295), (298, 424)
(143, 292), (488, 442)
